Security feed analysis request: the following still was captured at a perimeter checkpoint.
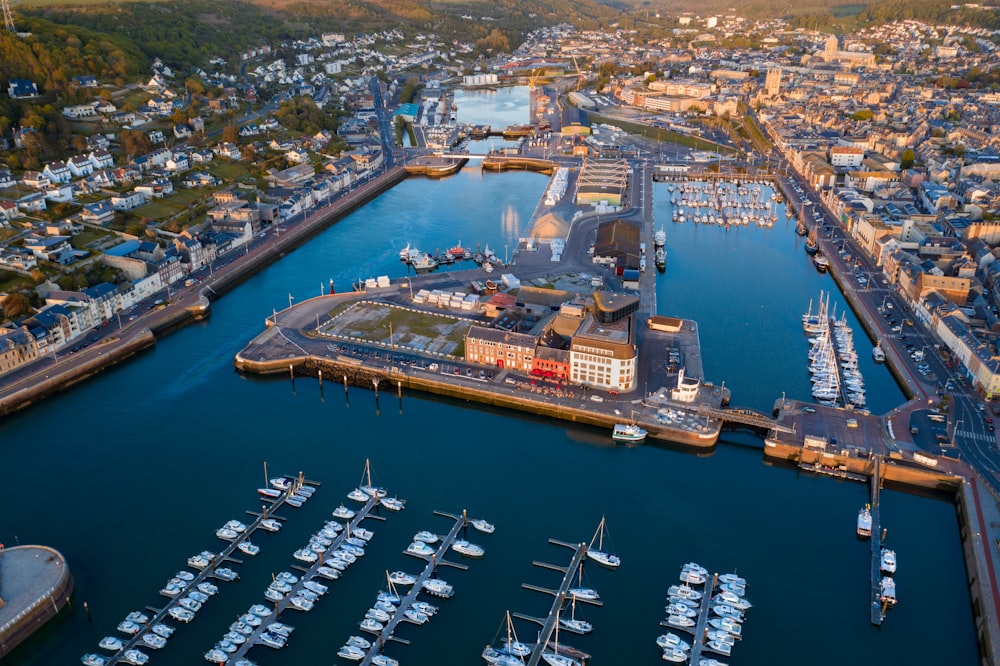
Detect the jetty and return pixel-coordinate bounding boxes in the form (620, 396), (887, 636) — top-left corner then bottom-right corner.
(0, 545), (73, 659)
(230, 492), (390, 662)
(358, 510), (478, 665)
(103, 482), (306, 666)
(871, 456), (885, 626)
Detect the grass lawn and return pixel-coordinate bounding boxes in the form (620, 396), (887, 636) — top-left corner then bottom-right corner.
(210, 161), (253, 181)
(133, 199), (182, 219)
(70, 229), (112, 250)
(0, 271), (34, 292)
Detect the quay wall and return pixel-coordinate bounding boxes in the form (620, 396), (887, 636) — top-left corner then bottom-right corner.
(0, 330), (156, 418)
(0, 547), (74, 659)
(955, 474), (1000, 666)
(233, 353), (721, 448)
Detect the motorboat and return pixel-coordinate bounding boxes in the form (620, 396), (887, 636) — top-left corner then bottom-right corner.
(230, 621), (254, 636)
(238, 541), (260, 556)
(471, 518), (495, 534)
(293, 548), (318, 563)
(679, 569), (706, 585)
(347, 635), (372, 649)
(82, 654), (107, 666)
(347, 488), (369, 502)
(377, 591), (401, 605)
(452, 539), (486, 557)
(304, 580), (328, 595)
(121, 649), (149, 665)
(353, 527), (375, 541)
(366, 607), (390, 623)
(718, 573), (746, 587)
(345, 536), (366, 548)
(372, 656), (399, 666)
(666, 614), (695, 629)
(707, 640), (732, 656)
(541, 652), (581, 666)
(249, 603), (273, 617)
(99, 636), (124, 651)
(240, 612), (263, 627)
(681, 562), (707, 577)
(337, 645), (366, 661)
(160, 582), (184, 597)
(204, 650), (228, 665)
(270, 476), (294, 490)
(257, 487), (281, 499)
(382, 497), (406, 511)
(403, 609), (428, 624)
(422, 578), (454, 597)
(666, 603), (697, 618)
(260, 518), (282, 532)
(412, 601), (437, 616)
(259, 632), (287, 649)
(224, 519), (247, 533)
(267, 622), (295, 637)
(413, 530), (439, 544)
(197, 582), (219, 596)
(325, 520), (344, 532)
(872, 344), (886, 363)
(117, 620), (142, 635)
(406, 541), (436, 557)
(179, 597), (202, 612)
(288, 595), (314, 611)
(667, 585), (702, 601)
(375, 600), (398, 614)
(656, 634), (690, 651)
(264, 587), (284, 602)
(316, 566), (341, 580)
(708, 617), (742, 636)
(213, 567), (238, 581)
(667, 595), (698, 608)
(277, 571), (299, 584)
(333, 504), (355, 519)
(168, 607), (195, 623)
(285, 496), (304, 508)
(611, 423), (647, 443)
(187, 552), (214, 569)
(224, 631), (247, 645)
(567, 587), (599, 601)
(140, 633), (167, 650)
(662, 648), (689, 663)
(699, 660), (728, 666)
(269, 580), (293, 594)
(880, 576), (897, 606)
(150, 624), (174, 638)
(881, 548), (897, 574)
(183, 589), (205, 604)
(215, 527), (239, 540)
(341, 542), (365, 556)
(359, 617), (384, 633)
(715, 591), (751, 610)
(389, 571), (416, 586)
(857, 505), (873, 538)
(126, 611), (149, 624)
(719, 582), (745, 597)
(711, 604), (743, 620)
(707, 630), (735, 646)
(333, 550), (357, 564)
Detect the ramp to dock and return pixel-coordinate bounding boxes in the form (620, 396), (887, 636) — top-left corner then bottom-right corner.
(870, 456), (884, 626)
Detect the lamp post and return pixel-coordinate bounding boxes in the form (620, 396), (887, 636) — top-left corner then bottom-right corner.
(405, 278), (413, 301)
(952, 419), (964, 448)
(288, 293), (294, 309)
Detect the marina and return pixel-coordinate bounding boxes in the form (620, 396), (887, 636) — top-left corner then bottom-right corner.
(94, 477), (310, 666)
(350, 509), (482, 665)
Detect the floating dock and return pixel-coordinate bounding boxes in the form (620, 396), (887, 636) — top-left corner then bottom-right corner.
(871, 456), (885, 626)
(104, 485), (304, 666)
(230, 492), (388, 662)
(357, 510), (477, 665)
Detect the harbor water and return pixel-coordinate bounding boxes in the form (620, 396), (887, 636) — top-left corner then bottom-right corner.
(0, 92), (978, 666)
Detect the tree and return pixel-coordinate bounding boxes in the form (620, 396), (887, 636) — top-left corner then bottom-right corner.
(119, 129), (152, 161)
(222, 125), (239, 144)
(2, 292), (32, 320)
(900, 149), (915, 170)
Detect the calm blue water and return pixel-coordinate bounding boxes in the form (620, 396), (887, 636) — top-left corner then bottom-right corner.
(0, 95), (977, 666)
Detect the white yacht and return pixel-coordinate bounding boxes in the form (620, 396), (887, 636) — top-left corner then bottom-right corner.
(857, 504), (873, 538)
(98, 636), (124, 651)
(168, 607), (194, 623)
(215, 527), (239, 541)
(665, 614), (695, 629)
(452, 540), (486, 557)
(197, 582), (219, 596)
(667, 585), (702, 601)
(316, 566), (341, 580)
(117, 620), (142, 635)
(707, 617), (742, 636)
(259, 631), (287, 649)
(372, 656), (399, 666)
(471, 518), (495, 534)
(567, 587), (599, 601)
(559, 616), (593, 634)
(585, 516), (621, 569)
(333, 505), (355, 519)
(389, 571), (416, 586)
(337, 645), (366, 661)
(140, 633), (166, 650)
(121, 649), (149, 665)
(404, 609), (428, 624)
(304, 580), (328, 595)
(881, 548), (897, 574)
(214, 567), (238, 581)
(354, 527), (375, 541)
(382, 497), (406, 511)
(366, 608), (391, 623)
(679, 569), (706, 585)
(707, 640), (732, 657)
(406, 541), (436, 557)
(347, 635), (371, 649)
(289, 595), (314, 611)
(656, 634), (690, 651)
(260, 518), (281, 532)
(718, 573), (746, 587)
(413, 601), (437, 615)
(238, 541), (260, 556)
(413, 530), (439, 543)
(541, 653), (581, 666)
(662, 648), (689, 663)
(666, 603), (697, 618)
(203, 649), (228, 664)
(347, 488), (369, 502)
(422, 578), (454, 597)
(293, 548), (318, 563)
(150, 624), (174, 638)
(359, 617), (384, 633)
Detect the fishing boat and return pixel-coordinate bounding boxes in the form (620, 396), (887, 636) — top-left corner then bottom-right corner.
(872, 343), (886, 363)
(585, 516), (620, 569)
(448, 241), (467, 257)
(654, 227), (667, 247)
(857, 504), (873, 539)
(655, 246), (666, 272)
(812, 253), (829, 272)
(611, 423), (647, 444)
(804, 233), (818, 255)
(412, 254), (439, 272)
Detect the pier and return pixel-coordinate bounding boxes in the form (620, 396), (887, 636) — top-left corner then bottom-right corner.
(871, 456), (885, 626)
(230, 492), (387, 662)
(358, 510), (474, 665)
(104, 485), (303, 666)
(663, 572), (718, 665)
(519, 540), (593, 666)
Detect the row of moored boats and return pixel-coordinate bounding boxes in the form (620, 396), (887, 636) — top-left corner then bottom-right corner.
(803, 293), (866, 408)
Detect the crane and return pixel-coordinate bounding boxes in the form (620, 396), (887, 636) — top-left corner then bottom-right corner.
(572, 55), (585, 91)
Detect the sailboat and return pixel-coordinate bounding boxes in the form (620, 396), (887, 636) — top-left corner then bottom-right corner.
(482, 611), (527, 666)
(359, 458), (387, 498)
(585, 516), (620, 569)
(541, 601), (583, 666)
(558, 595), (593, 635)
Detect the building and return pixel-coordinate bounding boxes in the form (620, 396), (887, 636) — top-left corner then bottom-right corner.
(592, 218), (641, 271)
(569, 309), (637, 391)
(465, 325), (536, 372)
(0, 327), (39, 376)
(575, 158), (628, 206)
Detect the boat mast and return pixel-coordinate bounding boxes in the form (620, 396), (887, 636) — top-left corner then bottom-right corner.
(263, 460), (268, 488)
